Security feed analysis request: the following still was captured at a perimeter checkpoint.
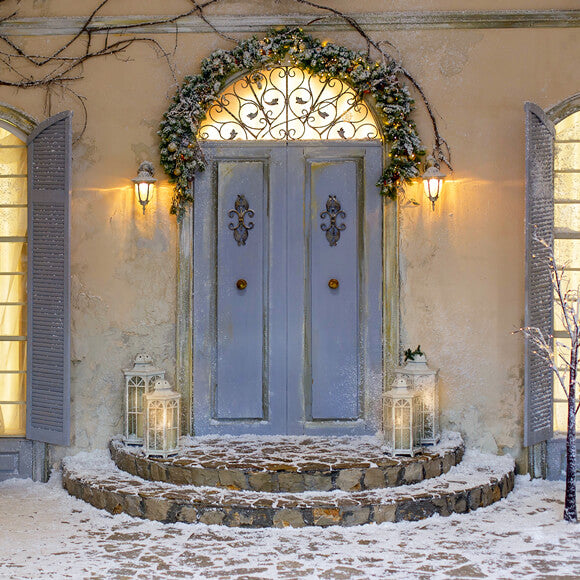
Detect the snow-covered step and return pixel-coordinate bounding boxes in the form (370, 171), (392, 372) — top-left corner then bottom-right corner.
(109, 432), (464, 492)
(62, 449), (515, 527)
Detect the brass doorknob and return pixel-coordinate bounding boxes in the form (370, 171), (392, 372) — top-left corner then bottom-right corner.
(328, 278), (339, 290)
(236, 279), (247, 290)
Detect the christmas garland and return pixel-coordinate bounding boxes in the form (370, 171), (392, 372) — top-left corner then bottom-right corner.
(159, 28), (423, 218)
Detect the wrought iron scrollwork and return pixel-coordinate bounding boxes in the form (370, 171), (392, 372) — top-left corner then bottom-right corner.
(228, 195), (254, 246)
(198, 66), (380, 142)
(320, 195), (346, 247)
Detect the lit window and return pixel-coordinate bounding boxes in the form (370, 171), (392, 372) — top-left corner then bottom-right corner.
(0, 126), (27, 437)
(553, 111), (580, 433)
(198, 66), (380, 142)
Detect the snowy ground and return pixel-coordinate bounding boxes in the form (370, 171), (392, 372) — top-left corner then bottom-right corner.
(0, 473), (579, 579)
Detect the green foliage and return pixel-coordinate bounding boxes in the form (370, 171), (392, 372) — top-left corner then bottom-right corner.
(404, 345), (424, 362)
(159, 27), (424, 218)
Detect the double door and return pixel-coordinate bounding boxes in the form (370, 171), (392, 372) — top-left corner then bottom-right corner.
(193, 142), (383, 434)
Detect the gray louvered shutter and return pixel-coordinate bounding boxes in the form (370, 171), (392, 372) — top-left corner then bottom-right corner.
(26, 111), (72, 446)
(524, 102), (555, 447)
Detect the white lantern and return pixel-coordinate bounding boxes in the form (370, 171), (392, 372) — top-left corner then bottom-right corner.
(123, 354), (165, 445)
(143, 379), (180, 458)
(397, 355), (440, 445)
(384, 375), (422, 456)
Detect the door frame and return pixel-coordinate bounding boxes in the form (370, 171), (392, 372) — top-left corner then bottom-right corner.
(177, 141), (399, 436)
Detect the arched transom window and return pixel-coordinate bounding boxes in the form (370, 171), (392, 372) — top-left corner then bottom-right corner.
(198, 66), (381, 142)
(553, 110), (580, 433)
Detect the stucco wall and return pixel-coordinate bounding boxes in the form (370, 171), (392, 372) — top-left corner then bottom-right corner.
(0, 0), (578, 469)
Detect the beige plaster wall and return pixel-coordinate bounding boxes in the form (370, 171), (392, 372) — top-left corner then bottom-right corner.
(0, 1), (578, 468)
(15, 0), (580, 17)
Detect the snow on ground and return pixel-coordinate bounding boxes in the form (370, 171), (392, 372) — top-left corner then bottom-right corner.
(0, 472), (579, 579)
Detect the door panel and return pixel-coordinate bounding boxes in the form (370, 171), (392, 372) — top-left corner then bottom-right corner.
(286, 145), (382, 434)
(309, 160), (360, 420)
(193, 146), (286, 434)
(216, 161), (265, 419)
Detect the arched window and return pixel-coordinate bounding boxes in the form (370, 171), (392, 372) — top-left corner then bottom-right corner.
(0, 125), (28, 437)
(553, 110), (580, 433)
(198, 66), (380, 142)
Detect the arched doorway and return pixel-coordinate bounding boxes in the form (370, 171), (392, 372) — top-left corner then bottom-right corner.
(188, 65), (387, 435)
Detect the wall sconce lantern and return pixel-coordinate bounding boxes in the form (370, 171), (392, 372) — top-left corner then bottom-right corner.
(123, 354), (165, 445)
(143, 379), (181, 458)
(422, 155), (446, 210)
(384, 375), (422, 456)
(132, 161), (157, 213)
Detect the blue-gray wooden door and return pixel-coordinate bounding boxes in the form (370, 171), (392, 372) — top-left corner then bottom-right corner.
(193, 142), (383, 435)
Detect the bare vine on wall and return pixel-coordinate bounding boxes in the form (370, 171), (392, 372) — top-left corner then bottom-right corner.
(0, 0), (451, 167)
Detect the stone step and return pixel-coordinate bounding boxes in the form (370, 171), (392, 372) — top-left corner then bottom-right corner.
(109, 432), (464, 492)
(62, 449), (515, 528)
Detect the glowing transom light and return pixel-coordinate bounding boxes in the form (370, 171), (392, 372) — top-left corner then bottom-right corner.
(198, 66), (380, 141)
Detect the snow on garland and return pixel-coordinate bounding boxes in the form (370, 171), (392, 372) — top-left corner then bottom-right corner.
(159, 28), (423, 218)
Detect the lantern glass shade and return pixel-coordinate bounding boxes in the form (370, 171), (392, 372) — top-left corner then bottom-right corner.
(422, 395), (434, 440)
(132, 161), (156, 214)
(135, 181), (153, 208)
(421, 158), (446, 209)
(394, 400), (412, 449)
(123, 354), (164, 445)
(418, 383), (440, 445)
(423, 176), (443, 200)
(385, 378), (422, 456)
(144, 380), (180, 458)
(127, 376), (145, 441)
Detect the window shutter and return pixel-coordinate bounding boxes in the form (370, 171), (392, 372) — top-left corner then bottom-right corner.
(524, 102), (555, 447)
(26, 111), (72, 446)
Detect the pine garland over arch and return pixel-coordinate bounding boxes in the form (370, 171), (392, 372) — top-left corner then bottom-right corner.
(159, 27), (423, 218)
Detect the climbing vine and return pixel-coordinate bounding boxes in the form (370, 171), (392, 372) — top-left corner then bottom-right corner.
(160, 27), (424, 217)
(0, 0), (452, 216)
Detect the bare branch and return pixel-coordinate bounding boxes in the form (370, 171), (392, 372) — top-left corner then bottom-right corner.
(188, 0), (238, 43)
(291, 0), (452, 169)
(0, 0), (452, 160)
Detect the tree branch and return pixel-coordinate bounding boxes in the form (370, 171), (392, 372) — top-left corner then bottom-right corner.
(0, 0), (453, 158)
